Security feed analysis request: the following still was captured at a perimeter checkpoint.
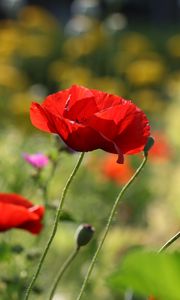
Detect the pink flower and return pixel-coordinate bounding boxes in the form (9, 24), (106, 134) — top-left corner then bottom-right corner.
(23, 153), (49, 169)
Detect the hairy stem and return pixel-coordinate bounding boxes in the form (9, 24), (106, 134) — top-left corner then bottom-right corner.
(49, 247), (80, 300)
(76, 155), (148, 300)
(158, 231), (180, 253)
(24, 152), (85, 300)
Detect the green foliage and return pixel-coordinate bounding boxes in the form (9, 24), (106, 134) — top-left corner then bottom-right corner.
(0, 243), (11, 261)
(108, 250), (180, 300)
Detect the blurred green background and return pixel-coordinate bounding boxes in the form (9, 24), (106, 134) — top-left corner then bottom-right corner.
(0, 1), (180, 299)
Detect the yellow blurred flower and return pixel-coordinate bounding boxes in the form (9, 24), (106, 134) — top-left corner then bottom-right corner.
(166, 166), (180, 220)
(166, 72), (180, 97)
(114, 51), (134, 74)
(49, 61), (92, 87)
(10, 92), (32, 115)
(165, 99), (180, 150)
(19, 34), (53, 57)
(131, 89), (166, 113)
(119, 32), (152, 56)
(18, 5), (58, 32)
(115, 50), (162, 75)
(63, 24), (105, 60)
(89, 76), (126, 95)
(0, 64), (28, 91)
(125, 58), (166, 86)
(167, 34), (180, 58)
(0, 20), (21, 58)
(49, 61), (70, 81)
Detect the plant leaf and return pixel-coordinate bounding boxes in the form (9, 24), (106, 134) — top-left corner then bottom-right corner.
(108, 250), (180, 300)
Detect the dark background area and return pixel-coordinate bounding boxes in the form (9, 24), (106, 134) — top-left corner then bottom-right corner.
(0, 0), (180, 25)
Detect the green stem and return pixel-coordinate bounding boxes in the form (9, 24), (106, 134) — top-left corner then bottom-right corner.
(24, 152), (85, 300)
(158, 231), (180, 253)
(76, 155), (148, 300)
(49, 247), (80, 300)
(41, 158), (58, 207)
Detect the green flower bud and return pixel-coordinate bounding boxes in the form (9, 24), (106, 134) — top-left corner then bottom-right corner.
(76, 224), (95, 247)
(144, 136), (155, 157)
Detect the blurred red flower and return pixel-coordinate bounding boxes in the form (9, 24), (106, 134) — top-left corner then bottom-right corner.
(101, 154), (134, 185)
(149, 131), (172, 161)
(0, 193), (44, 234)
(30, 85), (150, 163)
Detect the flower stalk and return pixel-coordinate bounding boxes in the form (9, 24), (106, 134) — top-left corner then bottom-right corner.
(158, 231), (180, 253)
(49, 246), (80, 300)
(49, 224), (94, 299)
(24, 152), (85, 300)
(76, 154), (148, 300)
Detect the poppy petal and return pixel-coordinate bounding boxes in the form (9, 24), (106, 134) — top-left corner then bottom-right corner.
(30, 102), (58, 133)
(45, 110), (116, 152)
(86, 102), (150, 155)
(0, 193), (44, 234)
(0, 202), (39, 231)
(42, 89), (70, 116)
(0, 193), (32, 208)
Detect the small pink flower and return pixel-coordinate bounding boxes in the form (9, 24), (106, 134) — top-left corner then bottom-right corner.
(22, 153), (49, 169)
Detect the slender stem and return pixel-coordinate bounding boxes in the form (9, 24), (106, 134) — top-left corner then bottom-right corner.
(40, 158), (58, 207)
(24, 152), (85, 300)
(76, 155), (148, 300)
(49, 247), (80, 300)
(158, 231), (180, 253)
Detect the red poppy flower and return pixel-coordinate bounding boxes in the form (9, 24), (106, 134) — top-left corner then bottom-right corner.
(30, 85), (150, 163)
(101, 154), (134, 185)
(0, 193), (45, 234)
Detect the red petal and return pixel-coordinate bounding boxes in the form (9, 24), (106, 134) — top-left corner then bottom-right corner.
(63, 85), (97, 121)
(85, 104), (131, 141)
(0, 193), (32, 208)
(42, 88), (70, 116)
(0, 202), (39, 231)
(29, 205), (45, 218)
(86, 101), (150, 156)
(18, 220), (43, 234)
(63, 96), (99, 123)
(0, 194), (44, 234)
(91, 89), (125, 110)
(67, 85), (93, 107)
(18, 205), (44, 234)
(64, 87), (124, 122)
(46, 111), (116, 152)
(30, 102), (58, 133)
(114, 107), (150, 154)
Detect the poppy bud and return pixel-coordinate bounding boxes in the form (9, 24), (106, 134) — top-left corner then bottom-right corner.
(76, 224), (95, 248)
(144, 136), (155, 157)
